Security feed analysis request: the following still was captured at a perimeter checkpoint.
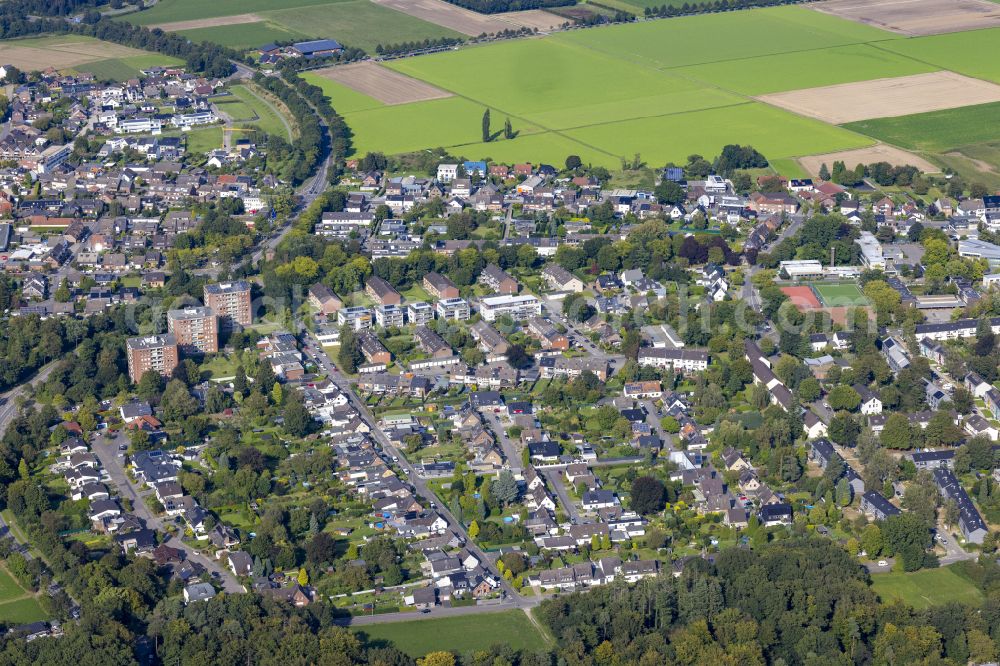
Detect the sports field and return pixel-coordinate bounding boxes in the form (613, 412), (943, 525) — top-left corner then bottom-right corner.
(781, 285), (822, 310)
(871, 566), (985, 609)
(353, 610), (550, 657)
(813, 283), (869, 307)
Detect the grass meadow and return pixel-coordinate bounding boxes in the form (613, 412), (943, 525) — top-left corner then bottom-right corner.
(354, 610), (551, 657)
(871, 566), (984, 609)
(229, 84), (293, 140)
(300, 73), (385, 114)
(0, 566), (46, 625)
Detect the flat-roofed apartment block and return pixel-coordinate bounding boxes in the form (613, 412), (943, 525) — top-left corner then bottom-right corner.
(167, 306), (218, 354)
(436, 297), (471, 321)
(126, 334), (179, 383)
(204, 281), (252, 330)
(407, 301), (434, 326)
(338, 306), (373, 330)
(479, 294), (540, 322)
(376, 304), (405, 328)
(423, 272), (459, 300)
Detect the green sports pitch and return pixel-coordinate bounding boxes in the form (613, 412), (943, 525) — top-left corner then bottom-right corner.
(812, 283), (870, 307)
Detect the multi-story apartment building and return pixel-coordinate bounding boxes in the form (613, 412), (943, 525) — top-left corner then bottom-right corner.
(204, 281), (252, 330)
(479, 294), (540, 322)
(436, 297), (471, 321)
(167, 306), (219, 354)
(126, 334), (179, 383)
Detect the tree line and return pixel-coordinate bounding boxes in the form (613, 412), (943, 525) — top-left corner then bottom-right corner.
(443, 0), (575, 13)
(645, 0), (809, 18)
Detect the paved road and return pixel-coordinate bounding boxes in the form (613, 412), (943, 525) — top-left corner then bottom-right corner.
(0, 361), (58, 438)
(540, 469), (578, 522)
(303, 332), (526, 605)
(935, 523), (977, 565)
(483, 410), (521, 473)
(93, 431), (244, 593)
(640, 400), (674, 452)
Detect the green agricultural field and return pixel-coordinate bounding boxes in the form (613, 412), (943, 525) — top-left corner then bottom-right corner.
(878, 28), (1000, 85)
(129, 0), (352, 25)
(388, 39), (742, 128)
(300, 73), (384, 114)
(178, 21), (308, 50)
(354, 610), (550, 657)
(263, 1), (463, 54)
(229, 84), (294, 140)
(564, 102), (873, 165)
(345, 97), (542, 157)
(842, 102), (1000, 153)
(678, 43), (936, 95)
(552, 5), (900, 70)
(813, 283), (869, 307)
(871, 566), (985, 609)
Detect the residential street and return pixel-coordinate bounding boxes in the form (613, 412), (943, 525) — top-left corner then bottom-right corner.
(539, 468), (579, 522)
(93, 431), (244, 593)
(482, 409), (521, 473)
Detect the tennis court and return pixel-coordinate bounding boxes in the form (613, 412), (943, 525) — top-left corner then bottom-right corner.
(781, 285), (821, 310)
(814, 283), (869, 306)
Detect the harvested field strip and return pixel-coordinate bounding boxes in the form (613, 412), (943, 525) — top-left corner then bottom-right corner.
(809, 0), (1000, 36)
(798, 145), (939, 177)
(757, 71), (1000, 124)
(150, 13), (262, 31)
(314, 62), (453, 105)
(369, 0), (514, 35)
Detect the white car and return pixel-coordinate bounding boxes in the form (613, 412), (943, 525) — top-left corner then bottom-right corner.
(877, 560), (888, 567)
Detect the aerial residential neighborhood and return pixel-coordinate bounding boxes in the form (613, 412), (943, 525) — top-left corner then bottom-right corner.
(1, 0), (1000, 662)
